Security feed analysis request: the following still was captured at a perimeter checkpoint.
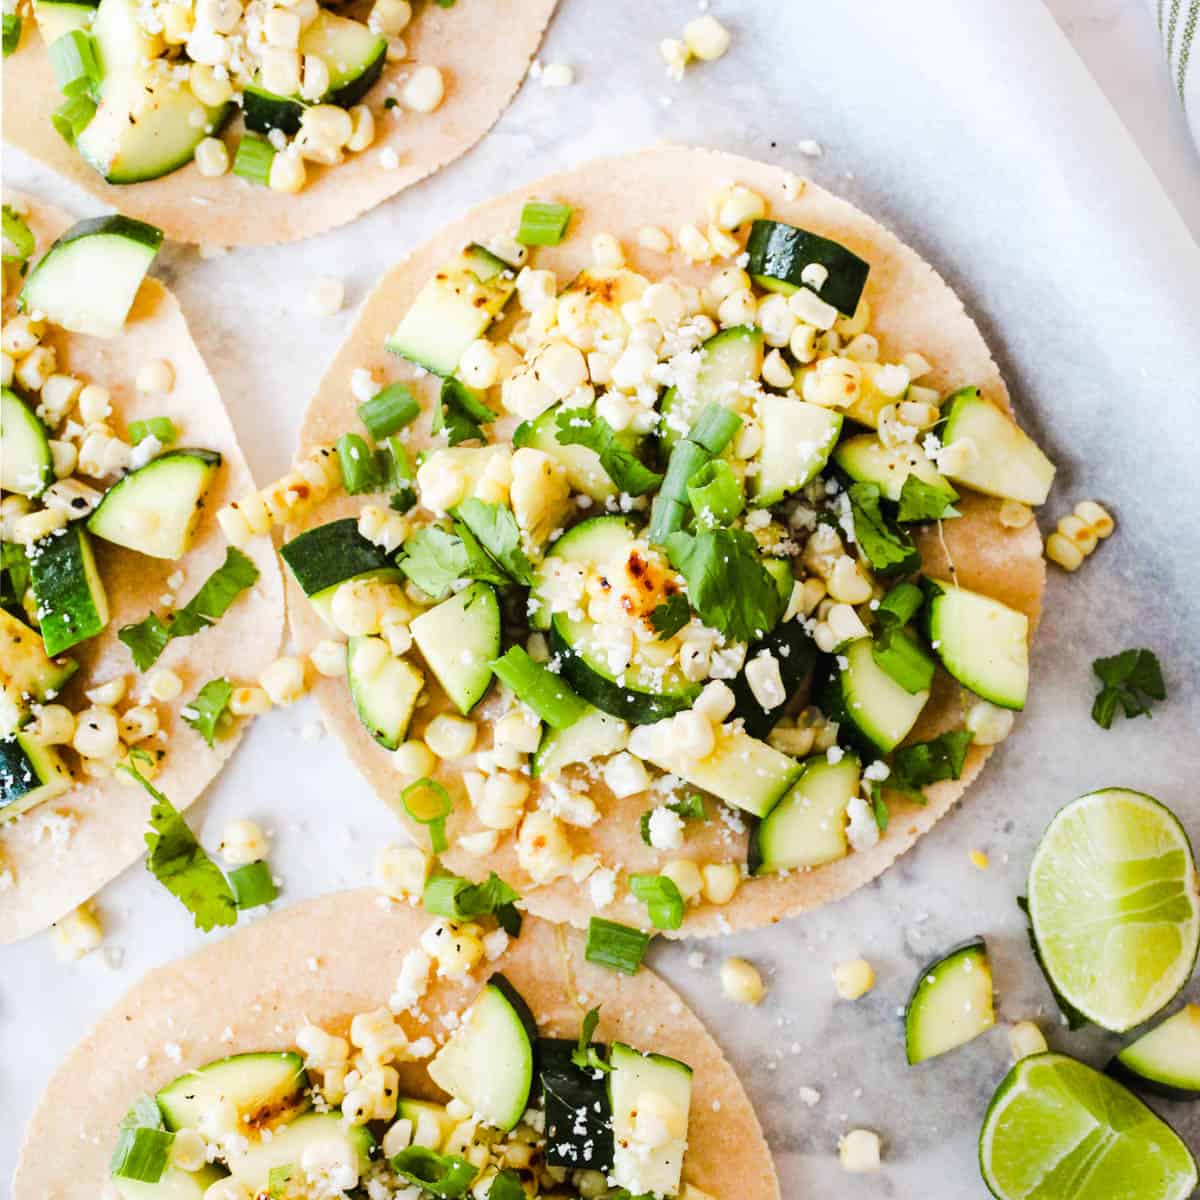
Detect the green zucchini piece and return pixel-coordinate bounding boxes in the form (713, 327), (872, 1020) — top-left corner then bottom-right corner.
(0, 731), (72, 822)
(752, 391), (843, 506)
(280, 517), (392, 597)
(0, 607), (78, 733)
(346, 637), (423, 750)
(532, 705), (630, 777)
(513, 402), (643, 503)
(834, 433), (956, 504)
(835, 637), (930, 753)
(409, 581), (500, 715)
(156, 1050), (308, 1134)
(538, 1037), (615, 1170)
(905, 938), (995, 1064)
(0, 387), (54, 497)
(112, 1165), (226, 1200)
(226, 1112), (375, 1191)
(745, 218), (869, 316)
(608, 1042), (692, 1197)
(27, 522), (109, 656)
(33, 0), (97, 44)
(658, 325), (762, 452)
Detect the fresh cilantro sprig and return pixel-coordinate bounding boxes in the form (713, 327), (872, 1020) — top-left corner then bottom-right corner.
(399, 525), (505, 597)
(665, 528), (785, 643)
(570, 1006), (612, 1074)
(181, 678), (234, 747)
(847, 482), (921, 576)
(896, 475), (959, 523)
(1091, 649), (1165, 729)
(423, 871), (522, 937)
(119, 547), (259, 670)
(870, 730), (974, 830)
(434, 377), (495, 447)
(648, 592), (690, 640)
(123, 764), (237, 932)
(555, 407), (663, 496)
(452, 499), (534, 586)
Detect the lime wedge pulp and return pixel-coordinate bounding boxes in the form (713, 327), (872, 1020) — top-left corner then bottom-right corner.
(1028, 788), (1200, 1032)
(979, 1053), (1197, 1200)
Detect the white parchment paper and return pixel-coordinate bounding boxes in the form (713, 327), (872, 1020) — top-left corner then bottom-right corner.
(3, 0), (1200, 1193)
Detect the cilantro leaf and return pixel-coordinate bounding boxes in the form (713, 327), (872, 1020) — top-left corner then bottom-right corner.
(391, 1147), (477, 1197)
(119, 547), (259, 670)
(423, 871), (522, 937)
(1091, 648), (1165, 728)
(453, 499), (534, 585)
(555, 407), (663, 496)
(664, 528), (785, 643)
(570, 1006), (612, 1073)
(649, 592), (690, 640)
(889, 730), (974, 800)
(1, 540), (31, 610)
(124, 764), (237, 932)
(488, 1171), (527, 1200)
(870, 786), (890, 832)
(639, 794), (706, 845)
(399, 525), (504, 598)
(181, 678), (233, 747)
(434, 377), (495, 447)
(896, 475), (959, 523)
(847, 482), (921, 576)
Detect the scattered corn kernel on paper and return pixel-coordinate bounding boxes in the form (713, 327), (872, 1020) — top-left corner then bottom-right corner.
(4, 0), (1199, 1197)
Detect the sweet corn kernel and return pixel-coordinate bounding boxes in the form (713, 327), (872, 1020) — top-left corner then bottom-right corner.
(33, 704), (75, 745)
(477, 772), (529, 831)
(392, 739), (438, 780)
(833, 957), (874, 1000)
(136, 359), (175, 395)
(259, 657), (307, 706)
(73, 707), (120, 760)
(1008, 1020), (1048, 1061)
(423, 714), (476, 759)
(965, 699), (1015, 745)
(661, 859), (703, 902)
(683, 14), (732, 61)
(1074, 499), (1114, 538)
(839, 1129), (881, 1173)
(1045, 531), (1084, 571)
(701, 861), (741, 905)
(219, 818), (268, 866)
(1057, 514), (1097, 555)
(720, 957), (765, 1005)
(119, 705), (160, 743)
(516, 810), (572, 883)
(269, 150), (307, 194)
(230, 685), (271, 717)
(346, 104), (376, 153)
(998, 499), (1034, 529)
(969, 848), (990, 870)
(52, 902), (104, 961)
(637, 226), (671, 253)
(370, 0), (411, 35)
(194, 136), (230, 177)
(375, 843), (430, 900)
(402, 64), (444, 113)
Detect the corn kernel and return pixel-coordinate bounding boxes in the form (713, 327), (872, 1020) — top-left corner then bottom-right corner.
(52, 902), (104, 960)
(720, 956), (765, 1005)
(661, 859), (703, 902)
(392, 739), (438, 780)
(701, 861), (741, 905)
(1008, 1020), (1048, 1061)
(833, 957), (874, 1000)
(230, 686), (271, 717)
(1074, 499), (1114, 538)
(423, 714), (476, 759)
(969, 848), (990, 870)
(259, 657), (307, 706)
(839, 1129), (881, 1173)
(375, 843), (430, 900)
(1045, 531), (1084, 571)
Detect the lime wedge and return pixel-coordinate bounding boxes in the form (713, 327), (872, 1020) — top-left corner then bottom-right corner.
(979, 1053), (1197, 1200)
(1028, 788), (1199, 1032)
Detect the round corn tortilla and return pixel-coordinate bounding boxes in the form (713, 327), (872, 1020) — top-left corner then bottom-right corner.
(13, 889), (781, 1200)
(2, 0), (557, 245)
(0, 195), (285, 943)
(287, 146), (1046, 937)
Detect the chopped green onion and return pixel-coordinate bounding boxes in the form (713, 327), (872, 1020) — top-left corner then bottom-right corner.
(2, 204), (35, 263)
(649, 402), (743, 544)
(516, 200), (573, 246)
(585, 916), (651, 975)
(487, 1170), (527, 1200)
(629, 874), (685, 931)
(687, 458), (744, 526)
(268, 1164), (295, 1199)
(228, 860), (278, 910)
(127, 416), (178, 447)
(402, 777), (452, 853)
(233, 135), (276, 186)
(423, 870), (521, 934)
(359, 382), (420, 440)
(51, 92), (97, 146)
(876, 581), (923, 630)
(390, 1146), (478, 1198)
(871, 629), (935, 694)
(48, 29), (102, 97)
(2, 12), (22, 56)
(490, 646), (588, 730)
(110, 1126), (174, 1183)
(336, 432), (385, 495)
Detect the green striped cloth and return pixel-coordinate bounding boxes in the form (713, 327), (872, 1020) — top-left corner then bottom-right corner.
(1156, 0), (1200, 143)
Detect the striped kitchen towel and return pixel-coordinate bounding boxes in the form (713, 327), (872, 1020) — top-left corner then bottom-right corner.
(1154, 0), (1200, 146)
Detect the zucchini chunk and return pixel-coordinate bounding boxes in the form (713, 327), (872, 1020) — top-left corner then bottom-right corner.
(834, 434), (957, 505)
(745, 218), (870, 316)
(27, 523), (109, 656)
(1, 387), (54, 497)
(347, 637), (423, 750)
(752, 392), (843, 506)
(726, 615), (818, 741)
(532, 705), (629, 777)
(226, 1112), (375, 1192)
(925, 579), (1029, 710)
(396, 1098), (455, 1150)
(88, 449), (221, 560)
(748, 754), (861, 875)
(608, 1042), (692, 1197)
(386, 245), (516, 376)
(112, 1165), (226, 1200)
(0, 732), (72, 823)
(538, 1037), (615, 1170)
(33, 0), (97, 43)
(1109, 1005), (1200, 1100)
(409, 581), (501, 715)
(0, 608), (78, 734)
(905, 937), (995, 1064)
(280, 518), (393, 597)
(938, 387), (1055, 505)
(831, 636), (931, 754)
(156, 1050), (309, 1135)
(514, 402), (644, 503)
(427, 974), (538, 1132)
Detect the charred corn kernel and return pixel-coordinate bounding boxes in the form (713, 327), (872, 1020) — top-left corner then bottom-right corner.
(15, 345), (56, 391)
(1057, 514), (1097, 555)
(194, 137), (230, 177)
(661, 859), (703, 901)
(30, 704), (74, 747)
(392, 739), (437, 780)
(259, 657), (307, 705)
(1, 314), (44, 357)
(145, 666), (183, 702)
(1045, 531), (1084, 571)
(827, 556), (872, 605)
(683, 13), (731, 60)
(428, 923), (484, 976)
(402, 64), (445, 112)
(14, 507), (68, 544)
(803, 356), (861, 408)
(965, 699), (1014, 745)
(999, 499), (1034, 529)
(701, 861), (741, 905)
(637, 225), (671, 252)
(517, 810), (572, 883)
(839, 1129), (882, 1173)
(423, 714), (476, 759)
(1074, 499), (1114, 538)
(834, 958), (874, 1000)
(1008, 1020), (1048, 1060)
(136, 359), (174, 395)
(720, 956), (765, 1005)
(478, 772), (529, 830)
(40, 373), (83, 423)
(219, 818), (268, 866)
(119, 705), (159, 743)
(269, 150), (307, 194)
(73, 707), (120, 760)
(230, 686), (271, 717)
(375, 843), (430, 900)
(52, 902), (103, 960)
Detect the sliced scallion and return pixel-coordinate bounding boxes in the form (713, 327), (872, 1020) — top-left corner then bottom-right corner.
(2, 204), (35, 263)
(228, 860), (278, 910)
(48, 29), (101, 97)
(233, 135), (276, 186)
(128, 416), (178, 447)
(391, 1146), (478, 1197)
(687, 458), (744, 526)
(402, 777), (452, 853)
(585, 916), (651, 975)
(50, 92), (97, 146)
(629, 874), (685, 930)
(268, 1164), (295, 1199)
(359, 382), (420, 440)
(110, 1126), (174, 1183)
(336, 432), (385, 495)
(516, 200), (573, 246)
(490, 646), (587, 730)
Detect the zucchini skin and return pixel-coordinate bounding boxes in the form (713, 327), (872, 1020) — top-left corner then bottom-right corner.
(538, 1038), (615, 1170)
(745, 219), (869, 316)
(280, 518), (393, 597)
(727, 618), (817, 740)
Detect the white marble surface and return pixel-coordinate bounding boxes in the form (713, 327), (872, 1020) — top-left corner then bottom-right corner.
(4, 0), (1200, 1195)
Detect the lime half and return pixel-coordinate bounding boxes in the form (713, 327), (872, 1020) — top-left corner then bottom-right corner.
(980, 1053), (1197, 1200)
(1028, 788), (1199, 1032)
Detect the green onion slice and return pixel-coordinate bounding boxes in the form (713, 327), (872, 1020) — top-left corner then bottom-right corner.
(359, 382), (420, 440)
(687, 458), (744, 526)
(516, 200), (573, 246)
(128, 416), (178, 447)
(490, 646), (587, 731)
(585, 916), (651, 975)
(50, 93), (97, 146)
(110, 1127), (174, 1183)
(402, 778), (452, 853)
(2, 204), (35, 263)
(336, 431), (385, 495)
(629, 874), (685, 930)
(48, 29), (101, 96)
(228, 860), (278, 910)
(390, 1146), (478, 1198)
(233, 135), (276, 186)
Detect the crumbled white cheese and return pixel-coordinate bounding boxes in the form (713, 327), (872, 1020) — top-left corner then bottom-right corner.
(845, 795), (880, 851)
